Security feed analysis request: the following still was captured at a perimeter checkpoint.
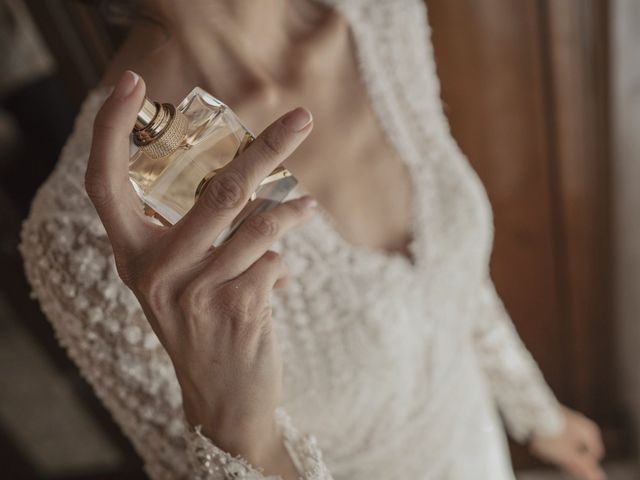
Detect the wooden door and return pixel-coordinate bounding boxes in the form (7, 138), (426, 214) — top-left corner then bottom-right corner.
(425, 0), (625, 467)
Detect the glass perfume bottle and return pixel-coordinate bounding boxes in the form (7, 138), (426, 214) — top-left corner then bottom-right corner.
(129, 87), (298, 246)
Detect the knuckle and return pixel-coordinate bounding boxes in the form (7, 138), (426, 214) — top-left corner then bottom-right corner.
(178, 283), (207, 314)
(263, 250), (283, 266)
(136, 268), (171, 311)
(92, 110), (112, 135)
(203, 169), (248, 210)
(260, 251), (287, 281)
(217, 282), (256, 324)
(245, 214), (279, 239)
(216, 282), (254, 322)
(258, 127), (287, 158)
(113, 254), (135, 286)
(84, 173), (111, 207)
(92, 113), (122, 143)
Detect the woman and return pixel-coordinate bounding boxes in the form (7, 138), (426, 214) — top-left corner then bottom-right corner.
(20, 0), (605, 479)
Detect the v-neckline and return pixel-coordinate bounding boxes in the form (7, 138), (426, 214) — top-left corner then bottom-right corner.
(293, 0), (424, 273)
(291, 182), (420, 272)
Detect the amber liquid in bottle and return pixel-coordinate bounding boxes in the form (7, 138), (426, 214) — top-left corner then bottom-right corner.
(129, 87), (297, 245)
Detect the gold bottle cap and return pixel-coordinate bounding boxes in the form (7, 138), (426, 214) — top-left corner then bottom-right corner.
(133, 97), (188, 159)
(136, 97), (158, 129)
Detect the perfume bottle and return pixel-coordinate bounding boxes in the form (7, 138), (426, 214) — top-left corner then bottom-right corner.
(129, 87), (298, 246)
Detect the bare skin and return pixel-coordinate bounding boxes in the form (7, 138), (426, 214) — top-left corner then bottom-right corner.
(92, 1), (605, 478)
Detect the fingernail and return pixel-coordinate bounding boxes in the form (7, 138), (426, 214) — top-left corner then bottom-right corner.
(113, 70), (139, 99)
(282, 107), (313, 132)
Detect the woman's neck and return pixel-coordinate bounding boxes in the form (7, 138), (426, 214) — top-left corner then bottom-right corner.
(148, 0), (327, 61)
(153, 1), (286, 29)
(117, 0), (333, 101)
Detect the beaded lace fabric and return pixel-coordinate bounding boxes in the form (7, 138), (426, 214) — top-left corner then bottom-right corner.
(20, 0), (564, 478)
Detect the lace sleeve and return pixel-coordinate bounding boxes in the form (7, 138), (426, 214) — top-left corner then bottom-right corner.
(19, 96), (333, 480)
(472, 276), (565, 443)
(186, 408), (333, 480)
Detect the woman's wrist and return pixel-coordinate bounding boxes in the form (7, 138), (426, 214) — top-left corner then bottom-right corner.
(213, 417), (282, 465)
(183, 392), (291, 473)
(204, 418), (299, 479)
(259, 434), (300, 480)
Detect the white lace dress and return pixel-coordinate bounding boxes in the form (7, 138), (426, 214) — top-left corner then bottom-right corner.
(19, 0), (565, 479)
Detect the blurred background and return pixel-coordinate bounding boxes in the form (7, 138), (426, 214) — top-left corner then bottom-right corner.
(0, 0), (638, 478)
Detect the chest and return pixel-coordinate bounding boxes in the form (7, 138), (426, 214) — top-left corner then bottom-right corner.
(207, 33), (414, 257)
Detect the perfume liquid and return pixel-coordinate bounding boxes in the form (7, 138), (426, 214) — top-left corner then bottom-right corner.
(129, 87), (297, 245)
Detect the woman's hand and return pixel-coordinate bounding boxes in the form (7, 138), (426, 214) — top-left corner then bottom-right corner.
(85, 71), (315, 475)
(530, 405), (606, 480)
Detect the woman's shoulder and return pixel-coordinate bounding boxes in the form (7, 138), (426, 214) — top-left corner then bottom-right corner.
(25, 86), (110, 220)
(55, 86), (111, 176)
(20, 87), (112, 264)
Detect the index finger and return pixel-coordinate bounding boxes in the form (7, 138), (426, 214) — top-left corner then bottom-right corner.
(85, 70), (148, 251)
(173, 107), (313, 252)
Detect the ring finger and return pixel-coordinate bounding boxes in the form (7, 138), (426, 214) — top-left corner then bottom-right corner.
(205, 195), (316, 283)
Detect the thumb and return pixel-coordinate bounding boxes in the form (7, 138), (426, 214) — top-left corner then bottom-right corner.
(91, 70), (146, 165)
(86, 70), (147, 250)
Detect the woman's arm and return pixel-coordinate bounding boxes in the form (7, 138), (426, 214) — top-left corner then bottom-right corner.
(472, 275), (605, 480)
(21, 71), (333, 480)
(472, 276), (564, 441)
